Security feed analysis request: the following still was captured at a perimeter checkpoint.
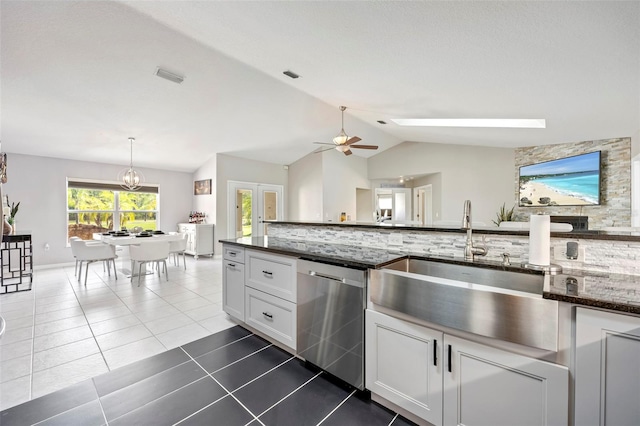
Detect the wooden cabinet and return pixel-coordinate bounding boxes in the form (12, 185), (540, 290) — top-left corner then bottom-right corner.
(575, 307), (640, 426)
(177, 223), (214, 259)
(443, 334), (568, 426)
(366, 310), (443, 425)
(366, 309), (569, 426)
(222, 246), (245, 321)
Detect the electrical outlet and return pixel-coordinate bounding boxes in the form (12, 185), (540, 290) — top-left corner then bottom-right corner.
(388, 233), (403, 246)
(564, 276), (585, 295)
(553, 244), (585, 262)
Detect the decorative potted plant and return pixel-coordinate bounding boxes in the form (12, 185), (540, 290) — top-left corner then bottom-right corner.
(492, 203), (515, 226)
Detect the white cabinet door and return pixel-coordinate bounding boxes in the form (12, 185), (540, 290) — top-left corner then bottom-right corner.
(223, 259), (244, 321)
(443, 334), (568, 426)
(245, 286), (296, 350)
(365, 310), (443, 425)
(575, 308), (640, 426)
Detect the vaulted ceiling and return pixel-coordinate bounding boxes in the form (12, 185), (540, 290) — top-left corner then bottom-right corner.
(2, 1), (639, 172)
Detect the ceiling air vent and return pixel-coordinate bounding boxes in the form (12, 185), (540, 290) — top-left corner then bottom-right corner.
(283, 70), (300, 79)
(155, 67), (184, 84)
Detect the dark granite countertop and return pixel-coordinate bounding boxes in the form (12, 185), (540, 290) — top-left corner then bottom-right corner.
(221, 237), (640, 316)
(546, 270), (640, 315)
(220, 236), (403, 269)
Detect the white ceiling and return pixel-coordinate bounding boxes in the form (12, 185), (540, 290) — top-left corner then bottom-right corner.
(2, 1), (639, 172)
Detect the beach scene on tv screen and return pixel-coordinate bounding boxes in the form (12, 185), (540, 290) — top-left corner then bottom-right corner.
(519, 151), (601, 206)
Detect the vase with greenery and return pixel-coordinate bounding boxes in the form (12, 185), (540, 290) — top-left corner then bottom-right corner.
(492, 203), (515, 226)
(6, 197), (19, 227)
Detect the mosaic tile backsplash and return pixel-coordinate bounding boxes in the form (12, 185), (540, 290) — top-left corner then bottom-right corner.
(268, 223), (640, 276)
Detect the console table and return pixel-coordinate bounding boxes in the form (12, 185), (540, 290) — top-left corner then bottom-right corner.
(1, 233), (33, 294)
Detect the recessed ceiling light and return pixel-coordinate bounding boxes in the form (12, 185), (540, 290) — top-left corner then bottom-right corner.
(390, 118), (546, 128)
(155, 67), (184, 84)
(283, 70), (300, 79)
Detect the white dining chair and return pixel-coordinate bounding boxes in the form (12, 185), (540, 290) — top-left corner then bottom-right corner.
(70, 239), (118, 286)
(169, 233), (188, 270)
(129, 241), (170, 286)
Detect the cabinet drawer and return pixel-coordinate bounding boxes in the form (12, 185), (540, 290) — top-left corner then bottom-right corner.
(246, 251), (296, 302)
(223, 246), (245, 263)
(245, 287), (296, 350)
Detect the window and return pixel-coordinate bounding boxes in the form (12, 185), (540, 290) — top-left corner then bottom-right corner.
(67, 180), (158, 241)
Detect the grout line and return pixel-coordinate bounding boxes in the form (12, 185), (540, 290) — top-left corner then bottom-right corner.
(255, 371), (323, 419)
(176, 346), (264, 426)
(230, 356), (295, 394)
(107, 375), (219, 424)
(206, 342), (274, 376)
(316, 389), (357, 425)
(388, 413), (399, 426)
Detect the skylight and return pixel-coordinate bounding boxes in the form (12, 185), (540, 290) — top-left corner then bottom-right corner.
(390, 118), (546, 128)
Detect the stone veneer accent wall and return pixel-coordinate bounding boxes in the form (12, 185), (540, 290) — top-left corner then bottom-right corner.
(513, 137), (631, 229)
(268, 223), (640, 276)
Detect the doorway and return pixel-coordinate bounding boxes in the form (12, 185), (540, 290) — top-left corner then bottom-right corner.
(413, 185), (433, 226)
(227, 181), (284, 238)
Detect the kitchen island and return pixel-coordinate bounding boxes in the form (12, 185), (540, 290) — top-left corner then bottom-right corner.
(222, 222), (640, 426)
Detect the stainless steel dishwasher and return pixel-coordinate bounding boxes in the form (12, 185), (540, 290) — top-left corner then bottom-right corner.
(297, 259), (367, 390)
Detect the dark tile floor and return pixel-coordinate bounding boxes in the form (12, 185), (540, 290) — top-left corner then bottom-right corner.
(0, 325), (416, 426)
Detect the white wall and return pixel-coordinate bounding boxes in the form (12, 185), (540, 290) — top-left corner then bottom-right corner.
(367, 142), (515, 225)
(288, 152), (323, 221)
(214, 154), (288, 250)
(3, 153), (193, 266)
(192, 154), (217, 226)
(321, 151), (369, 222)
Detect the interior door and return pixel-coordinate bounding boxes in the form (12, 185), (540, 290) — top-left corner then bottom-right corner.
(228, 181), (283, 239)
(413, 185), (433, 226)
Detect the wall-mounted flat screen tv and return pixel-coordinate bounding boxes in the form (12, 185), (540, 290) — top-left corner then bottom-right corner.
(519, 151), (601, 207)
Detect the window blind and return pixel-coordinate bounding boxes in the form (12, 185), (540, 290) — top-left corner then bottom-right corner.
(67, 180), (158, 194)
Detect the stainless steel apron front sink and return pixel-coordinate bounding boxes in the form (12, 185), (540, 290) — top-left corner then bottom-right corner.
(369, 258), (559, 352)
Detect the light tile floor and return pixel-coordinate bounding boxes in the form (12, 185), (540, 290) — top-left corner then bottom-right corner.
(0, 255), (235, 411)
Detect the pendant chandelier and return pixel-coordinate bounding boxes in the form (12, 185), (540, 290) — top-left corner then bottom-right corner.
(118, 137), (144, 191)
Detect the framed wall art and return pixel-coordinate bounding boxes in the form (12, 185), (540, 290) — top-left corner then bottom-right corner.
(194, 179), (212, 195)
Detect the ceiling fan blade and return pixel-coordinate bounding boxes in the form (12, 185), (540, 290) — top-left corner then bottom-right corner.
(313, 142), (335, 146)
(343, 149), (353, 156)
(345, 136), (362, 146)
(350, 144), (378, 150)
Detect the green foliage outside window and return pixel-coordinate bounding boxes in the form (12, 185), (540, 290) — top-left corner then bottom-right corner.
(67, 188), (158, 240)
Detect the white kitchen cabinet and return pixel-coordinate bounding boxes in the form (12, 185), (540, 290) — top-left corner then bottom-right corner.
(575, 307), (640, 426)
(177, 223), (214, 259)
(366, 309), (568, 426)
(222, 245), (245, 321)
(366, 310), (443, 425)
(245, 286), (296, 349)
(443, 334), (568, 426)
(221, 246), (298, 350)
(245, 250), (296, 303)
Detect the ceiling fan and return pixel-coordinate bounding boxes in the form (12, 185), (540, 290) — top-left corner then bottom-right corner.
(313, 106), (378, 156)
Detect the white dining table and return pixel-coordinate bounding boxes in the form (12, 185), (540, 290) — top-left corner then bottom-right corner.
(92, 233), (184, 277)
(93, 233), (183, 246)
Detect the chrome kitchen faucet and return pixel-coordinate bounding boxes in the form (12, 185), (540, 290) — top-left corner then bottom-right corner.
(462, 200), (488, 260)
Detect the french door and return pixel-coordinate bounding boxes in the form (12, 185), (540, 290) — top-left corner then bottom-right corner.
(227, 181), (283, 238)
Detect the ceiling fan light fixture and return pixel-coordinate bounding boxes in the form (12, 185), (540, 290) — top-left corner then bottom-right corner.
(390, 118), (546, 129)
(333, 129), (349, 145)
